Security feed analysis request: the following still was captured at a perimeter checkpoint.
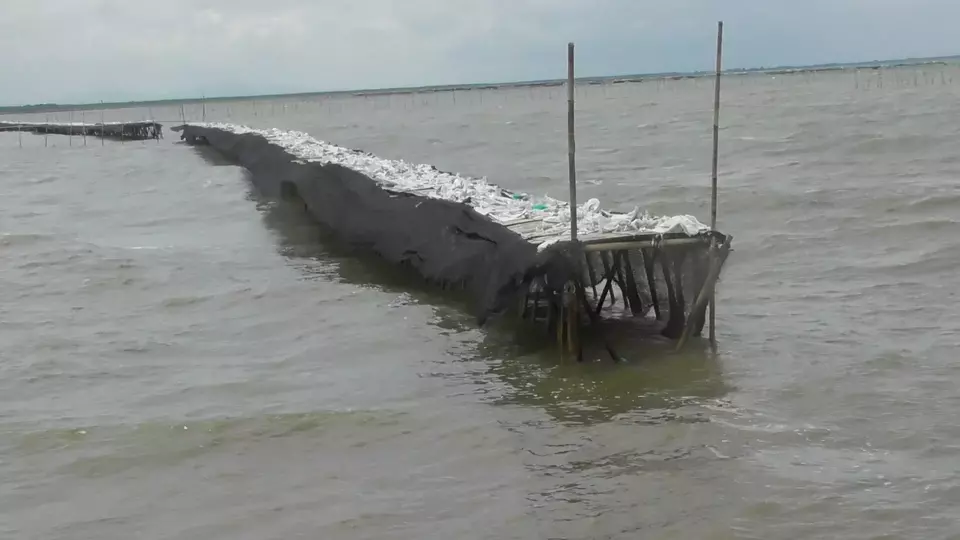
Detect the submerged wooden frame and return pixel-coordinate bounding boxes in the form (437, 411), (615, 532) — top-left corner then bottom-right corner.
(516, 231), (732, 361)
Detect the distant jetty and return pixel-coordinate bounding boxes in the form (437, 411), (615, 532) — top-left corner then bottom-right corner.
(0, 120), (162, 141)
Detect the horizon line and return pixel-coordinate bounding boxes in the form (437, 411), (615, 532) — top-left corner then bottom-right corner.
(2, 53), (958, 112)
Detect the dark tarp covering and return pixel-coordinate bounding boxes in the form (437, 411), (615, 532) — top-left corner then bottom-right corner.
(174, 125), (575, 324)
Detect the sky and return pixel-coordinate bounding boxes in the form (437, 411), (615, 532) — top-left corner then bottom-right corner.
(2, 0), (959, 106)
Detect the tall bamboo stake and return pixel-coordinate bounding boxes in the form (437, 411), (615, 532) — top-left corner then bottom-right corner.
(708, 21), (724, 346)
(69, 110), (74, 146)
(149, 106), (158, 142)
(100, 104), (105, 145)
(567, 42), (578, 242)
(677, 238), (732, 351)
(81, 110), (87, 146)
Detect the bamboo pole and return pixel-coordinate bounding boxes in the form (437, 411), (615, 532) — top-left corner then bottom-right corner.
(593, 251), (623, 314)
(621, 252), (645, 315)
(531, 288), (541, 321)
(708, 21), (724, 346)
(100, 102), (105, 145)
(582, 237), (709, 252)
(149, 106), (158, 142)
(676, 238), (732, 351)
(613, 251), (632, 312)
(584, 252), (599, 297)
(69, 110), (73, 146)
(643, 249), (662, 320)
(549, 290), (560, 347)
(575, 280), (620, 363)
(567, 42), (578, 242)
(672, 251), (687, 325)
(659, 253), (683, 339)
(81, 110), (87, 146)
(565, 282), (579, 361)
(599, 252), (616, 305)
(561, 42), (581, 363)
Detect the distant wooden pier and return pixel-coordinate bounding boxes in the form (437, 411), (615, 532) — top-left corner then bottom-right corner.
(0, 120), (162, 141)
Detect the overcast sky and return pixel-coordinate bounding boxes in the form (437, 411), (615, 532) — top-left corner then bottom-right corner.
(2, 0), (959, 105)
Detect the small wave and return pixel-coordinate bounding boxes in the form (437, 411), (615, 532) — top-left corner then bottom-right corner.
(783, 130), (806, 142)
(845, 242), (960, 275)
(868, 217), (960, 236)
(125, 217), (180, 229)
(25, 175), (59, 185)
(848, 132), (942, 155)
(0, 232), (52, 247)
(902, 193), (960, 213)
(161, 295), (213, 308)
(10, 409), (406, 477)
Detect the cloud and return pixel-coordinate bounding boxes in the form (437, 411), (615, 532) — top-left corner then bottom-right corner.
(1, 0), (959, 105)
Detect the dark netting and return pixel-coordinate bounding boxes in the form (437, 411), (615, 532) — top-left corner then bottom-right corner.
(173, 125), (576, 325)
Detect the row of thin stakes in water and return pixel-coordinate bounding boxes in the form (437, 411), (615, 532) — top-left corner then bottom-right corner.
(170, 67), (960, 120)
(2, 63), (958, 146)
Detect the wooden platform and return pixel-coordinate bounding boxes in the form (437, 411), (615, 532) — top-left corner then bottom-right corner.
(0, 120), (162, 141)
(514, 229), (732, 362)
(504, 218), (710, 250)
(378, 181), (729, 360)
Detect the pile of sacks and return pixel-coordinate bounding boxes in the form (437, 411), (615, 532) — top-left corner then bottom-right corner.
(199, 123), (710, 247)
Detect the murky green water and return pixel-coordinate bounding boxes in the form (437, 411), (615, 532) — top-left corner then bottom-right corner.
(2, 66), (960, 539)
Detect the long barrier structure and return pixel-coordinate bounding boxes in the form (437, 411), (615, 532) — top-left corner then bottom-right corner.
(173, 121), (731, 362)
(172, 26), (732, 361)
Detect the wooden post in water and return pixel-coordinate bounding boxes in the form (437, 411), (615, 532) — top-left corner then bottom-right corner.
(149, 107), (158, 142)
(69, 110), (74, 146)
(677, 237), (732, 351)
(100, 104), (105, 145)
(567, 42), (578, 242)
(81, 110), (87, 146)
(202, 95), (206, 122)
(708, 21), (724, 346)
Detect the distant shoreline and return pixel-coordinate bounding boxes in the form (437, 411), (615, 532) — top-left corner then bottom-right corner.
(2, 55), (957, 114)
